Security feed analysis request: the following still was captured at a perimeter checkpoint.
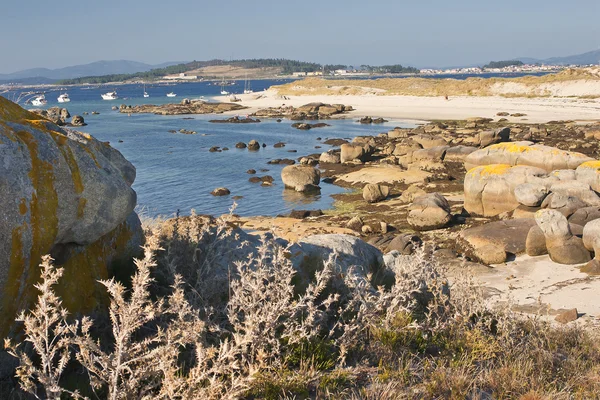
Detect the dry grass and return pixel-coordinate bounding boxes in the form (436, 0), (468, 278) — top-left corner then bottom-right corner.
(5, 215), (600, 399)
(274, 67), (600, 98)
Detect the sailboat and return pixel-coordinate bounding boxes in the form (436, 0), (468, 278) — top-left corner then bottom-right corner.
(220, 76), (229, 95)
(166, 92), (177, 97)
(243, 74), (253, 94)
(143, 84), (149, 98)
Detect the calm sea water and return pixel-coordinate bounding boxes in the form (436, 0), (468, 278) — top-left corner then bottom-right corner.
(4, 80), (415, 218)
(4, 72), (550, 217)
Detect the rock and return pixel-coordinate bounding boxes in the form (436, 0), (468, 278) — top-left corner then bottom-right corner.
(300, 157), (318, 166)
(361, 225), (373, 234)
(288, 209), (324, 219)
(399, 185), (427, 203)
(411, 134), (448, 149)
(464, 142), (593, 172)
(569, 207), (600, 227)
(293, 234), (384, 283)
(340, 143), (372, 163)
(407, 193), (452, 231)
(582, 219), (600, 252)
(478, 127), (510, 148)
(211, 187), (230, 196)
(235, 142), (247, 149)
(549, 181), (600, 206)
(281, 165), (320, 192)
(575, 161), (600, 192)
(363, 184), (390, 203)
(464, 165), (548, 217)
(444, 146), (477, 162)
(71, 115), (85, 126)
(181, 98), (191, 105)
(385, 234), (422, 255)
(555, 308), (578, 324)
(514, 183), (549, 207)
(534, 210), (591, 265)
(209, 146), (221, 152)
(346, 216), (363, 231)
(247, 169), (256, 174)
(581, 259), (600, 275)
(274, 142), (285, 148)
(319, 151), (341, 164)
(247, 140), (260, 151)
(526, 226), (548, 256)
(459, 219), (537, 264)
(542, 193), (587, 218)
(0, 97), (141, 338)
(120, 101), (246, 115)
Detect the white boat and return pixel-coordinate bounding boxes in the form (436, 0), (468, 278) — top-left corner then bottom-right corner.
(220, 75), (230, 95)
(243, 74), (253, 94)
(31, 95), (47, 107)
(101, 91), (118, 100)
(220, 90), (230, 95)
(57, 93), (71, 103)
(143, 84), (149, 98)
(166, 92), (177, 97)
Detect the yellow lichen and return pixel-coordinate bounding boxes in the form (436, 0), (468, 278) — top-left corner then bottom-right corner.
(468, 164), (512, 178)
(578, 160), (600, 170)
(489, 143), (534, 153)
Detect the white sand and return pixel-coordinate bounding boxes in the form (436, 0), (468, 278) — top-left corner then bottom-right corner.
(220, 89), (600, 124)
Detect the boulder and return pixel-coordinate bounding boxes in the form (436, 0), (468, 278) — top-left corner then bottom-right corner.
(549, 181), (600, 206)
(541, 193), (587, 218)
(514, 183), (549, 207)
(385, 234), (422, 255)
(235, 142), (247, 149)
(575, 161), (600, 192)
(411, 146), (449, 163)
(399, 184), (427, 203)
(569, 207), (600, 227)
(464, 142), (593, 172)
(292, 234), (384, 283)
(346, 216), (363, 231)
(464, 164), (548, 217)
(211, 187), (230, 196)
(478, 127), (511, 148)
(411, 134), (448, 149)
(459, 219), (537, 264)
(582, 219), (600, 252)
(392, 140), (422, 156)
(407, 193), (452, 231)
(281, 165), (320, 192)
(534, 210), (591, 265)
(247, 140), (260, 151)
(0, 97), (140, 337)
(319, 151), (340, 164)
(444, 146), (477, 162)
(526, 223), (584, 256)
(340, 143), (372, 163)
(71, 115), (85, 126)
(363, 184), (389, 203)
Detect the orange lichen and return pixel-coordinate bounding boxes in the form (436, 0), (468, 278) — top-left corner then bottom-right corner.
(578, 160), (600, 170)
(467, 164), (512, 178)
(489, 143), (533, 153)
(18, 198), (27, 215)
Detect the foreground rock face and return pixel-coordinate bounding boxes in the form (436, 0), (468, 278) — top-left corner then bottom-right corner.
(119, 100), (246, 115)
(0, 97), (142, 337)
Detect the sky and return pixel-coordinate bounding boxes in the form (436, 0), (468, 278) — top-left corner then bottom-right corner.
(1, 0), (599, 73)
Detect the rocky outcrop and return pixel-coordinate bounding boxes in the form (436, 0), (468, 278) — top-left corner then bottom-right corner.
(209, 116), (260, 123)
(120, 101), (246, 115)
(0, 97), (142, 338)
(534, 210), (591, 265)
(252, 103), (352, 120)
(464, 164), (548, 217)
(281, 165), (321, 192)
(464, 142), (593, 172)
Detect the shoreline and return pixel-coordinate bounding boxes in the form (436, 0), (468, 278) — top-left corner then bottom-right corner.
(219, 89), (600, 124)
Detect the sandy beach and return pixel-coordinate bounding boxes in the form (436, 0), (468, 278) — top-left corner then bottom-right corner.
(221, 89), (600, 124)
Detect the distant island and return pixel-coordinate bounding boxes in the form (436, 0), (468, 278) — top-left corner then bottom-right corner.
(483, 60), (525, 69)
(55, 59), (420, 85)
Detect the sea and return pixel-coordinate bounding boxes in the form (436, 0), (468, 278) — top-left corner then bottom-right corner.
(1, 72), (551, 218)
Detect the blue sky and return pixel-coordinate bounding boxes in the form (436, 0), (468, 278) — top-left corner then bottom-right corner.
(1, 0), (598, 72)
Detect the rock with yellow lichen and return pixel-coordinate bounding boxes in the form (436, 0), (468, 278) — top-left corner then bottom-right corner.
(0, 97), (142, 338)
(464, 164), (549, 217)
(464, 141), (593, 172)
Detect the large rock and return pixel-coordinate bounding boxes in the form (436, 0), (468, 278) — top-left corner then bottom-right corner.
(363, 184), (389, 203)
(319, 151), (340, 164)
(534, 210), (591, 265)
(582, 219), (600, 252)
(281, 165), (321, 192)
(292, 234), (384, 284)
(514, 182), (549, 207)
(340, 143), (372, 163)
(459, 219), (537, 264)
(464, 142), (593, 172)
(541, 193), (587, 218)
(407, 193), (452, 231)
(575, 161), (600, 192)
(549, 181), (600, 206)
(569, 207), (600, 227)
(464, 164), (548, 217)
(478, 127), (511, 148)
(0, 97), (140, 337)
(444, 146), (477, 162)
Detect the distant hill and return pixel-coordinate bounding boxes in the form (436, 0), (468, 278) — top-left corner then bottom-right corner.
(518, 49), (600, 66)
(0, 60), (185, 83)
